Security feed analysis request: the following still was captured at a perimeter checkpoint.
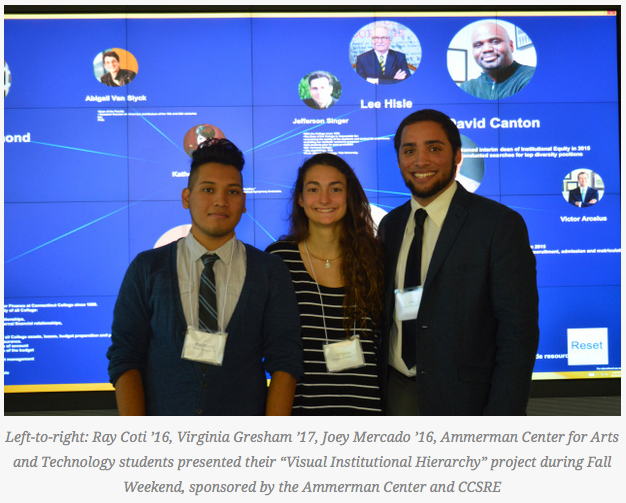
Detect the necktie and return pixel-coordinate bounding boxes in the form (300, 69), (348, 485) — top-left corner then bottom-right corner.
(199, 253), (219, 332)
(379, 55), (385, 75)
(401, 209), (427, 369)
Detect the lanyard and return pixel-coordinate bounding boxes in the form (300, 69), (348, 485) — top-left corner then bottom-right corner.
(303, 240), (356, 341)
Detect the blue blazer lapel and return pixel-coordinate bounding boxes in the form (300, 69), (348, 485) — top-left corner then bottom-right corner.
(423, 184), (470, 290)
(371, 51), (384, 78)
(384, 50), (396, 76)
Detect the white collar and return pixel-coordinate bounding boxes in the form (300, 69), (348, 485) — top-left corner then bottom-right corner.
(410, 182), (457, 229)
(184, 232), (238, 266)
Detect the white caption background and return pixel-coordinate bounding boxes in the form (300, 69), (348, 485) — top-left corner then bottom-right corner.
(3, 415), (621, 501)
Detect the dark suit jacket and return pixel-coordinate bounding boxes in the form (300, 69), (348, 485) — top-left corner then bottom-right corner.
(568, 186), (599, 207)
(379, 183), (539, 415)
(356, 49), (410, 85)
(100, 68), (136, 87)
(303, 97), (338, 110)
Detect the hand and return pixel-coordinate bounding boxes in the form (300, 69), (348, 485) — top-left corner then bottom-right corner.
(394, 69), (407, 80)
(266, 371), (296, 416)
(114, 369), (146, 415)
(589, 198), (597, 205)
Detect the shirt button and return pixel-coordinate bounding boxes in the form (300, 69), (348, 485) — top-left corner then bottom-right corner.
(196, 409), (203, 415)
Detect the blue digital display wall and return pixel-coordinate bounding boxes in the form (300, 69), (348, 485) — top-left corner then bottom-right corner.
(4, 9), (620, 391)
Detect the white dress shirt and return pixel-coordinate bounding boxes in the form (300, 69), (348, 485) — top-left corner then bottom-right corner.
(177, 232), (246, 332)
(389, 182), (457, 376)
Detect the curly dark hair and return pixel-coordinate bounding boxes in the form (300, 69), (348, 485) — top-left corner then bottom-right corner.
(285, 153), (384, 333)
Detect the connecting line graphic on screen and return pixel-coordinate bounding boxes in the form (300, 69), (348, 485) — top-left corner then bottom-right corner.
(364, 188), (413, 211)
(256, 132), (393, 161)
(4, 195), (162, 265)
(365, 187), (410, 197)
(248, 180), (294, 191)
(253, 179), (411, 207)
(27, 140), (158, 164)
(244, 126), (308, 154)
(251, 124), (403, 206)
(244, 213), (276, 242)
(6, 113), (188, 263)
(506, 205), (549, 213)
(131, 106), (187, 154)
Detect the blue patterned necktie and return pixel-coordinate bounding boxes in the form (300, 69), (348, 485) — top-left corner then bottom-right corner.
(199, 253), (219, 332)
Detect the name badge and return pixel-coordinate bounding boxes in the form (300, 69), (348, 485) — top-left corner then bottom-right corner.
(181, 326), (227, 366)
(395, 286), (423, 321)
(323, 337), (365, 373)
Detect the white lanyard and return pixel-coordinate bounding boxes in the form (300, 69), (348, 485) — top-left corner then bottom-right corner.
(303, 240), (357, 341)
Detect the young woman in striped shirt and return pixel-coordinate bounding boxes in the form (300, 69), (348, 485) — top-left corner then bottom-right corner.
(266, 153), (384, 415)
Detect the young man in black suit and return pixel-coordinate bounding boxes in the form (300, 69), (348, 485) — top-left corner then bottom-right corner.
(379, 109), (539, 415)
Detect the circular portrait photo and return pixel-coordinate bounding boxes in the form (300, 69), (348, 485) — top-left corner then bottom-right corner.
(184, 124), (225, 157)
(94, 48), (138, 87)
(456, 135), (486, 193)
(299, 71), (341, 110)
(154, 224), (191, 249)
(563, 169), (604, 208)
(447, 19), (537, 100)
(349, 21), (421, 85)
(5, 60), (12, 98)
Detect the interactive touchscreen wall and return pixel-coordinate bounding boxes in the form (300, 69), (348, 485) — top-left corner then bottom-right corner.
(4, 10), (621, 392)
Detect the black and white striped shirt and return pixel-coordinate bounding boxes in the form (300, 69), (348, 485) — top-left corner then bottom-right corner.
(266, 241), (382, 415)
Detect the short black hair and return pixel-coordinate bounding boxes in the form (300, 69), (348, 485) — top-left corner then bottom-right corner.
(102, 51), (120, 64)
(308, 71), (333, 86)
(394, 109), (462, 157)
(189, 138), (244, 188)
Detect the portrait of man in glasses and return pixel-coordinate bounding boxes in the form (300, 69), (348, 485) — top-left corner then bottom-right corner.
(355, 25), (411, 85)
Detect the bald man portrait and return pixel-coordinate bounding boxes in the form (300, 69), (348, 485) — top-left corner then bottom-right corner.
(460, 21), (535, 100)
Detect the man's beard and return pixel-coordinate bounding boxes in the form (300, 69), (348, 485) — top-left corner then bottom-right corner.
(403, 160), (457, 200)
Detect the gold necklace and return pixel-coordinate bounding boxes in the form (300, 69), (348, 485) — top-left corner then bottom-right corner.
(304, 240), (341, 269)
